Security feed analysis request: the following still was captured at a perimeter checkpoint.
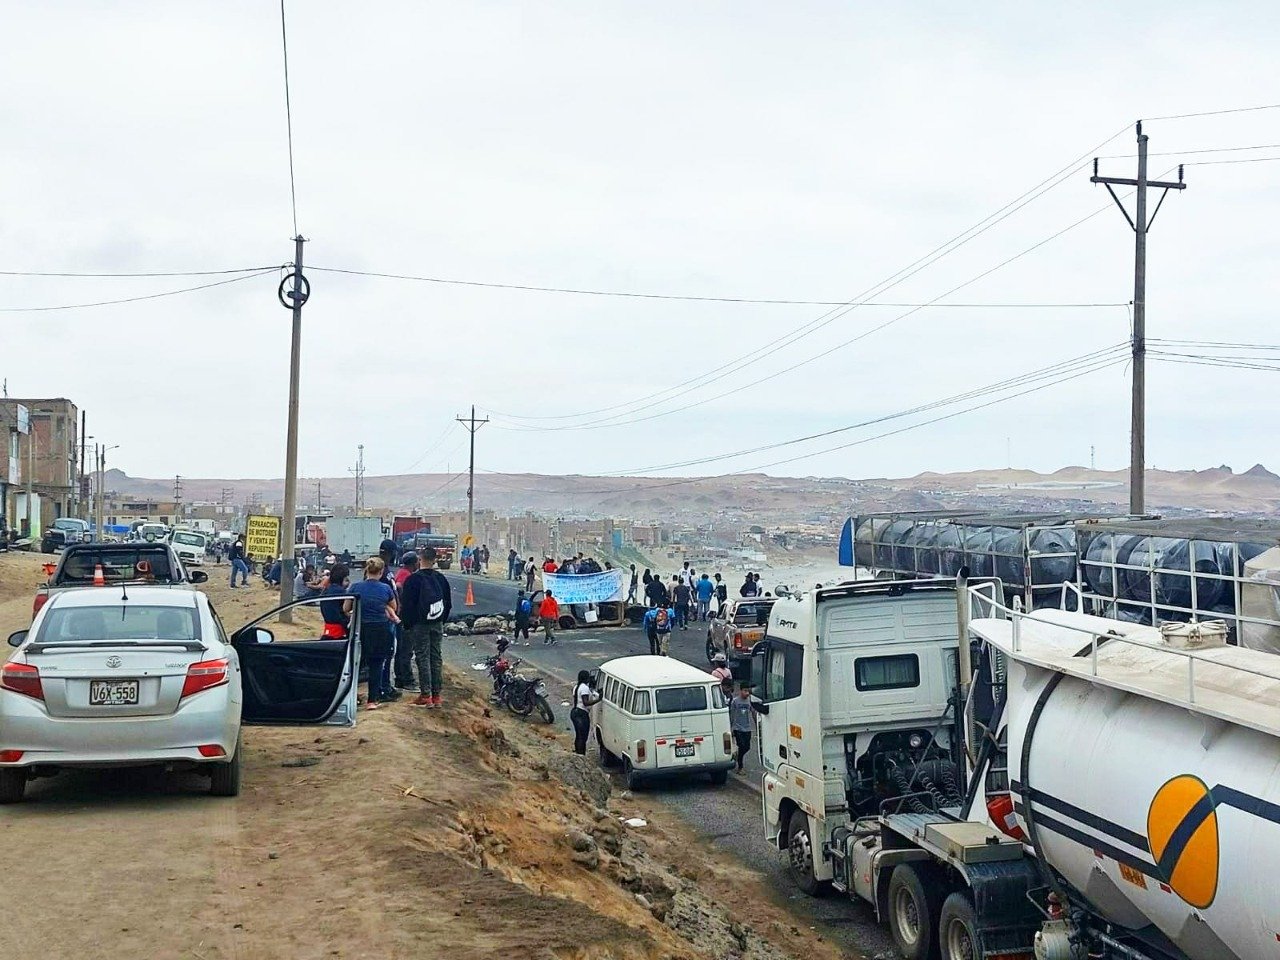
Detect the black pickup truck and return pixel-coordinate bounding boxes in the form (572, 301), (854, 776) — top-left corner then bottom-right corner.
(31, 541), (208, 618)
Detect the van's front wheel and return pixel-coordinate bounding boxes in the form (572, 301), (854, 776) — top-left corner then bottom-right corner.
(786, 811), (828, 896)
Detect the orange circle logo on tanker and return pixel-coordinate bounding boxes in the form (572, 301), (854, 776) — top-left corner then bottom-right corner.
(1146, 774), (1219, 909)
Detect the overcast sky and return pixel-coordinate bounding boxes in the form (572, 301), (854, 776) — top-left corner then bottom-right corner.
(3, 2), (1279, 484)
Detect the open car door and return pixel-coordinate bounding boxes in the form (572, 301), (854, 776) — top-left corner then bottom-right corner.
(230, 595), (360, 727)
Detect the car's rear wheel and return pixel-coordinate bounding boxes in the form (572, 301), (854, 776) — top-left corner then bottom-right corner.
(705, 635), (717, 663)
(209, 732), (242, 797)
(709, 768), (729, 786)
(0, 768), (28, 804)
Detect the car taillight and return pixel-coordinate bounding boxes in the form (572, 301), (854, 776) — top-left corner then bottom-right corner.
(1, 663), (44, 701)
(733, 631), (744, 649)
(0, 750), (24, 763)
(723, 732), (732, 754)
(181, 658), (230, 699)
(197, 744), (226, 758)
(32, 590), (49, 617)
(636, 740), (647, 762)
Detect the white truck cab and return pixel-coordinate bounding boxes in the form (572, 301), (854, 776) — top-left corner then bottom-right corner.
(757, 580), (964, 890)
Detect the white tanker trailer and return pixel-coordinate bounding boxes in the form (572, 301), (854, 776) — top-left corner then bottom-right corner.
(758, 575), (1280, 960)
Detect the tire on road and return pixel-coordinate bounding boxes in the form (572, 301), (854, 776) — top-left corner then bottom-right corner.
(939, 891), (982, 960)
(624, 756), (644, 792)
(887, 863), (945, 960)
(709, 768), (728, 786)
(786, 810), (830, 896)
(209, 732), (242, 797)
(0, 768), (27, 804)
(597, 730), (619, 768)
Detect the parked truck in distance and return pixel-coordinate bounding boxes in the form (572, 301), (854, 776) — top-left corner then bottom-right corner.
(399, 531), (457, 569)
(322, 516), (384, 560)
(757, 576), (1280, 960)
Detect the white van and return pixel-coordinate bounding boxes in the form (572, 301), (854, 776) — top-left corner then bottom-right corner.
(591, 655), (734, 790)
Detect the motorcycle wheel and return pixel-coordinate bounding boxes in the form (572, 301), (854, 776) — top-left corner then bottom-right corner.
(533, 696), (555, 724)
(507, 686), (535, 716)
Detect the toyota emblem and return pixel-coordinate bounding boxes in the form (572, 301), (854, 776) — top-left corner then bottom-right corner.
(105, 656), (122, 669)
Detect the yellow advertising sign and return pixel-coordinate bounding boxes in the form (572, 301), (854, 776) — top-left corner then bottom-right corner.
(462, 534), (475, 547)
(245, 514), (282, 561)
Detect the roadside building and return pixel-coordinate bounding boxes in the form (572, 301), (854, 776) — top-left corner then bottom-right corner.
(0, 397), (80, 537)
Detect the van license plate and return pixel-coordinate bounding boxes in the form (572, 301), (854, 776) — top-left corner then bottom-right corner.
(674, 744), (695, 758)
(89, 679), (139, 706)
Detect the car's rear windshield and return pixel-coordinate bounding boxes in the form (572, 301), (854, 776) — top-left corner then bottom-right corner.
(733, 602), (773, 625)
(172, 533), (205, 546)
(655, 685), (709, 714)
(58, 548), (177, 583)
(38, 605), (199, 643)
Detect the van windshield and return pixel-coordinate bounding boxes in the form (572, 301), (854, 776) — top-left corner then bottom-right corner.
(655, 685), (708, 714)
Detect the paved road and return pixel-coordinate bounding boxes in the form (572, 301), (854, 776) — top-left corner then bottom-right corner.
(441, 573), (896, 958)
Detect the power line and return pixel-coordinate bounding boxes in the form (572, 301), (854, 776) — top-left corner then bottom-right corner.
(487, 187), (1140, 434)
(598, 344), (1129, 475)
(0, 265), (284, 278)
(0, 268), (277, 312)
(481, 122), (1135, 425)
(553, 354), (1127, 495)
(279, 0), (299, 236)
(1145, 103), (1280, 121)
(1149, 338), (1280, 352)
(307, 266), (1122, 309)
(1185, 155), (1280, 166)
(1099, 142), (1280, 160)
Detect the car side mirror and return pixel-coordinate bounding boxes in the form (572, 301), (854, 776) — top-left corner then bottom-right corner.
(8, 630), (27, 648)
(235, 627), (274, 645)
(189, 570), (209, 583)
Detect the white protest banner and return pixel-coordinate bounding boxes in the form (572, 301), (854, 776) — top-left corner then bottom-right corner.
(542, 569), (625, 604)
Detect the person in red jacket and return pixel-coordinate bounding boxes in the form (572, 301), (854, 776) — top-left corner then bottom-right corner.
(539, 590), (560, 645)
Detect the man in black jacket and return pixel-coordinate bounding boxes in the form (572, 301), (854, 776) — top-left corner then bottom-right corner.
(401, 546), (453, 707)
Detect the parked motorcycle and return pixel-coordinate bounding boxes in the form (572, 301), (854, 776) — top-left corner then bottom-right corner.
(475, 638), (554, 723)
(504, 671), (555, 724)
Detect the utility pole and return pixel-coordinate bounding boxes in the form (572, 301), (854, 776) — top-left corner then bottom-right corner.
(315, 478), (323, 512)
(95, 445), (104, 541)
(173, 475), (183, 525)
(78, 411), (86, 521)
(25, 428), (34, 538)
(456, 405), (488, 539)
(349, 444), (365, 513)
(277, 236), (310, 620)
(1092, 122), (1186, 515)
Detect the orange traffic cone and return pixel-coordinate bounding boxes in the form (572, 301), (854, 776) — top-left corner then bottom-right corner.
(465, 581), (476, 606)
(93, 563), (105, 587)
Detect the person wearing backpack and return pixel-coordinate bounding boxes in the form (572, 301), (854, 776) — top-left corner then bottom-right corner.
(401, 545), (452, 707)
(514, 590), (533, 641)
(643, 604), (675, 656)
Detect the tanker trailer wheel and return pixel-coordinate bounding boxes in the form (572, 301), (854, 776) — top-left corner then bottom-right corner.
(887, 863), (943, 960)
(785, 812), (829, 896)
(939, 891), (982, 960)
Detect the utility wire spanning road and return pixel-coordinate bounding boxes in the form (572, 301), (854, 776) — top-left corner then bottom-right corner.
(439, 572), (896, 957)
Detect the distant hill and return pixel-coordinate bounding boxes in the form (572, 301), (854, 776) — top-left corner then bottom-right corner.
(104, 462), (1280, 523)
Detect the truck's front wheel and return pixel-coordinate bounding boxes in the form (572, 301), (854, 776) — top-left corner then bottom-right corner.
(785, 811), (828, 896)
(939, 891), (982, 960)
(887, 863), (943, 960)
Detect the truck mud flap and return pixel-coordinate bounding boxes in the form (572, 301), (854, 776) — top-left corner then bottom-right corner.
(965, 859), (1041, 955)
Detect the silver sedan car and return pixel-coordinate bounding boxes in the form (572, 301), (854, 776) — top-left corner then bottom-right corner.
(0, 586), (360, 803)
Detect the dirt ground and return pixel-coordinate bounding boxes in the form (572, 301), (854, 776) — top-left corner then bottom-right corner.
(0, 552), (854, 960)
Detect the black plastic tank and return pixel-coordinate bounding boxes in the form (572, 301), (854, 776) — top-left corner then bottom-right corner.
(1028, 527), (1077, 586)
(991, 527), (1026, 587)
(936, 525), (965, 577)
(962, 526), (995, 578)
